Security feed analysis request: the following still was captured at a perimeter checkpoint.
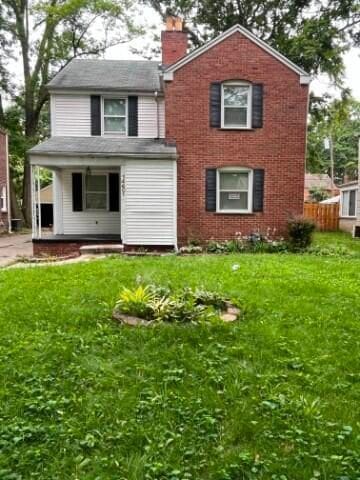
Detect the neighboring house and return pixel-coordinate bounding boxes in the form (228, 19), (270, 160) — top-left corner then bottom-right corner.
(29, 16), (311, 256)
(40, 184), (54, 228)
(0, 129), (10, 232)
(304, 173), (339, 202)
(339, 181), (359, 234)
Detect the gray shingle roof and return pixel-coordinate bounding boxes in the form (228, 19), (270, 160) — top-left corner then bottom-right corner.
(29, 136), (177, 159)
(47, 59), (162, 92)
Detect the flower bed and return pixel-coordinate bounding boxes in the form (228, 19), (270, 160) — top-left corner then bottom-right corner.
(112, 285), (240, 325)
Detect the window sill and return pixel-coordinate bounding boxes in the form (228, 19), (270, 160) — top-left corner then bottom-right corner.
(218, 127), (254, 132)
(340, 216), (357, 219)
(214, 211), (256, 215)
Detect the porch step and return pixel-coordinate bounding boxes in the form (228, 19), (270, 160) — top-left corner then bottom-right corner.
(80, 244), (124, 255)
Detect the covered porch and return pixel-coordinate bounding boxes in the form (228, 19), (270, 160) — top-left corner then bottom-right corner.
(28, 137), (178, 256)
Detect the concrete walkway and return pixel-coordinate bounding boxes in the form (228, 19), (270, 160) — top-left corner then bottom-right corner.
(0, 233), (33, 267)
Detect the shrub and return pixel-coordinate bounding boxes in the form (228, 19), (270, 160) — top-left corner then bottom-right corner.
(306, 245), (353, 257)
(115, 285), (154, 319)
(114, 285), (231, 323)
(287, 216), (316, 251)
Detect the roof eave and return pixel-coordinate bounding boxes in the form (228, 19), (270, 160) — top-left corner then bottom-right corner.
(164, 24), (311, 84)
(28, 151), (177, 160)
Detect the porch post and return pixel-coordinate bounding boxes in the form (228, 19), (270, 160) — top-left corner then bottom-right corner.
(31, 165), (37, 239)
(37, 166), (42, 239)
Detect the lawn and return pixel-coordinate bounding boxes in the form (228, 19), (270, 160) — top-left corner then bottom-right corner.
(0, 233), (359, 479)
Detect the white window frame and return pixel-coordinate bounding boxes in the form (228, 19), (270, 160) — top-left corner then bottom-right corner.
(340, 187), (357, 218)
(216, 167), (253, 214)
(83, 172), (109, 211)
(0, 186), (7, 213)
(102, 97), (127, 136)
(221, 82), (252, 130)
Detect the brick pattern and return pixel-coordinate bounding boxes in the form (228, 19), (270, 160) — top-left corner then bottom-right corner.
(33, 241), (172, 257)
(161, 31), (188, 66)
(164, 31), (309, 244)
(0, 131), (9, 232)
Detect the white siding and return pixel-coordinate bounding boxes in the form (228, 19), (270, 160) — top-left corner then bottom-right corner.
(123, 160), (175, 245)
(52, 95), (91, 136)
(138, 97), (165, 138)
(62, 170), (120, 235)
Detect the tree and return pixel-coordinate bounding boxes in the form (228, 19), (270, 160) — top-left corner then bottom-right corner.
(308, 186), (329, 203)
(307, 96), (360, 183)
(0, 0), (138, 225)
(143, 0), (359, 80)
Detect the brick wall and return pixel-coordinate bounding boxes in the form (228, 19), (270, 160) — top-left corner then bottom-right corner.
(164, 31), (309, 244)
(161, 31), (188, 66)
(0, 131), (9, 232)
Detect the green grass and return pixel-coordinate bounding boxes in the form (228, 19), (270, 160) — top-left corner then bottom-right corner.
(0, 233), (359, 479)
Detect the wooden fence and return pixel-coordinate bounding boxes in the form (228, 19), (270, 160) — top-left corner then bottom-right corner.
(304, 203), (339, 231)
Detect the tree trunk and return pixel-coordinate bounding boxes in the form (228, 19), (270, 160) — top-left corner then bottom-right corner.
(10, 176), (23, 220)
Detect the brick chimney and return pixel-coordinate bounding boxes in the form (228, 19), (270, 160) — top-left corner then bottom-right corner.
(161, 16), (188, 66)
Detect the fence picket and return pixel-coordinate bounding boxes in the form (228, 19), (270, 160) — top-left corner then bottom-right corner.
(304, 203), (339, 231)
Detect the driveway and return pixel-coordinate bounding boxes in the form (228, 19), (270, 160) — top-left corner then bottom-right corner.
(0, 233), (33, 267)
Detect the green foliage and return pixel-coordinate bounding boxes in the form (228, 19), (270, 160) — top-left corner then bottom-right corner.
(0, 231), (359, 477)
(307, 96), (360, 182)
(309, 186), (330, 203)
(115, 284), (155, 319)
(115, 284), (229, 323)
(144, 0), (359, 79)
(287, 216), (316, 251)
(206, 230), (288, 254)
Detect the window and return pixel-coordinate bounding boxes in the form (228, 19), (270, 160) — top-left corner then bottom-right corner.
(217, 169), (252, 213)
(222, 83), (251, 129)
(103, 98), (126, 134)
(85, 174), (108, 210)
(0, 186), (7, 212)
(341, 188), (357, 217)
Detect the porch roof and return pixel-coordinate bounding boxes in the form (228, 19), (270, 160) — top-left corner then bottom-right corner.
(28, 136), (177, 160)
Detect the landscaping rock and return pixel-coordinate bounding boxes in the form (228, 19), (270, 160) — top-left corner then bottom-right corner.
(112, 309), (151, 326)
(220, 312), (238, 322)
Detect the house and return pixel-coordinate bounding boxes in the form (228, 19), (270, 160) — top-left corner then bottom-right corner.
(339, 181), (359, 234)
(28, 16), (310, 256)
(39, 183), (54, 228)
(0, 129), (10, 232)
(304, 173), (339, 202)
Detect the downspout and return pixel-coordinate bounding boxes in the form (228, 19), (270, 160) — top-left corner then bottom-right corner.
(154, 90), (160, 139)
(5, 132), (11, 233)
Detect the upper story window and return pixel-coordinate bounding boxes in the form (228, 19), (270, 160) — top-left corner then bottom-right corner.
(103, 98), (126, 135)
(221, 82), (251, 129)
(341, 188), (357, 217)
(217, 168), (253, 213)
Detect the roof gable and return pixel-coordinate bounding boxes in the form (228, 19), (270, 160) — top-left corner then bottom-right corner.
(164, 24), (311, 85)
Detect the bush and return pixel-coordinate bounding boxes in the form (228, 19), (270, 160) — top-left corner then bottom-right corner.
(306, 245), (353, 257)
(287, 216), (316, 251)
(114, 285), (232, 323)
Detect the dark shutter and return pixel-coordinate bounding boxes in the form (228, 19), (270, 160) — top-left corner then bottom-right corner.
(72, 173), (83, 212)
(128, 96), (138, 136)
(205, 169), (217, 211)
(90, 95), (101, 136)
(252, 84), (263, 128)
(253, 169), (265, 212)
(109, 173), (120, 212)
(209, 82), (221, 128)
